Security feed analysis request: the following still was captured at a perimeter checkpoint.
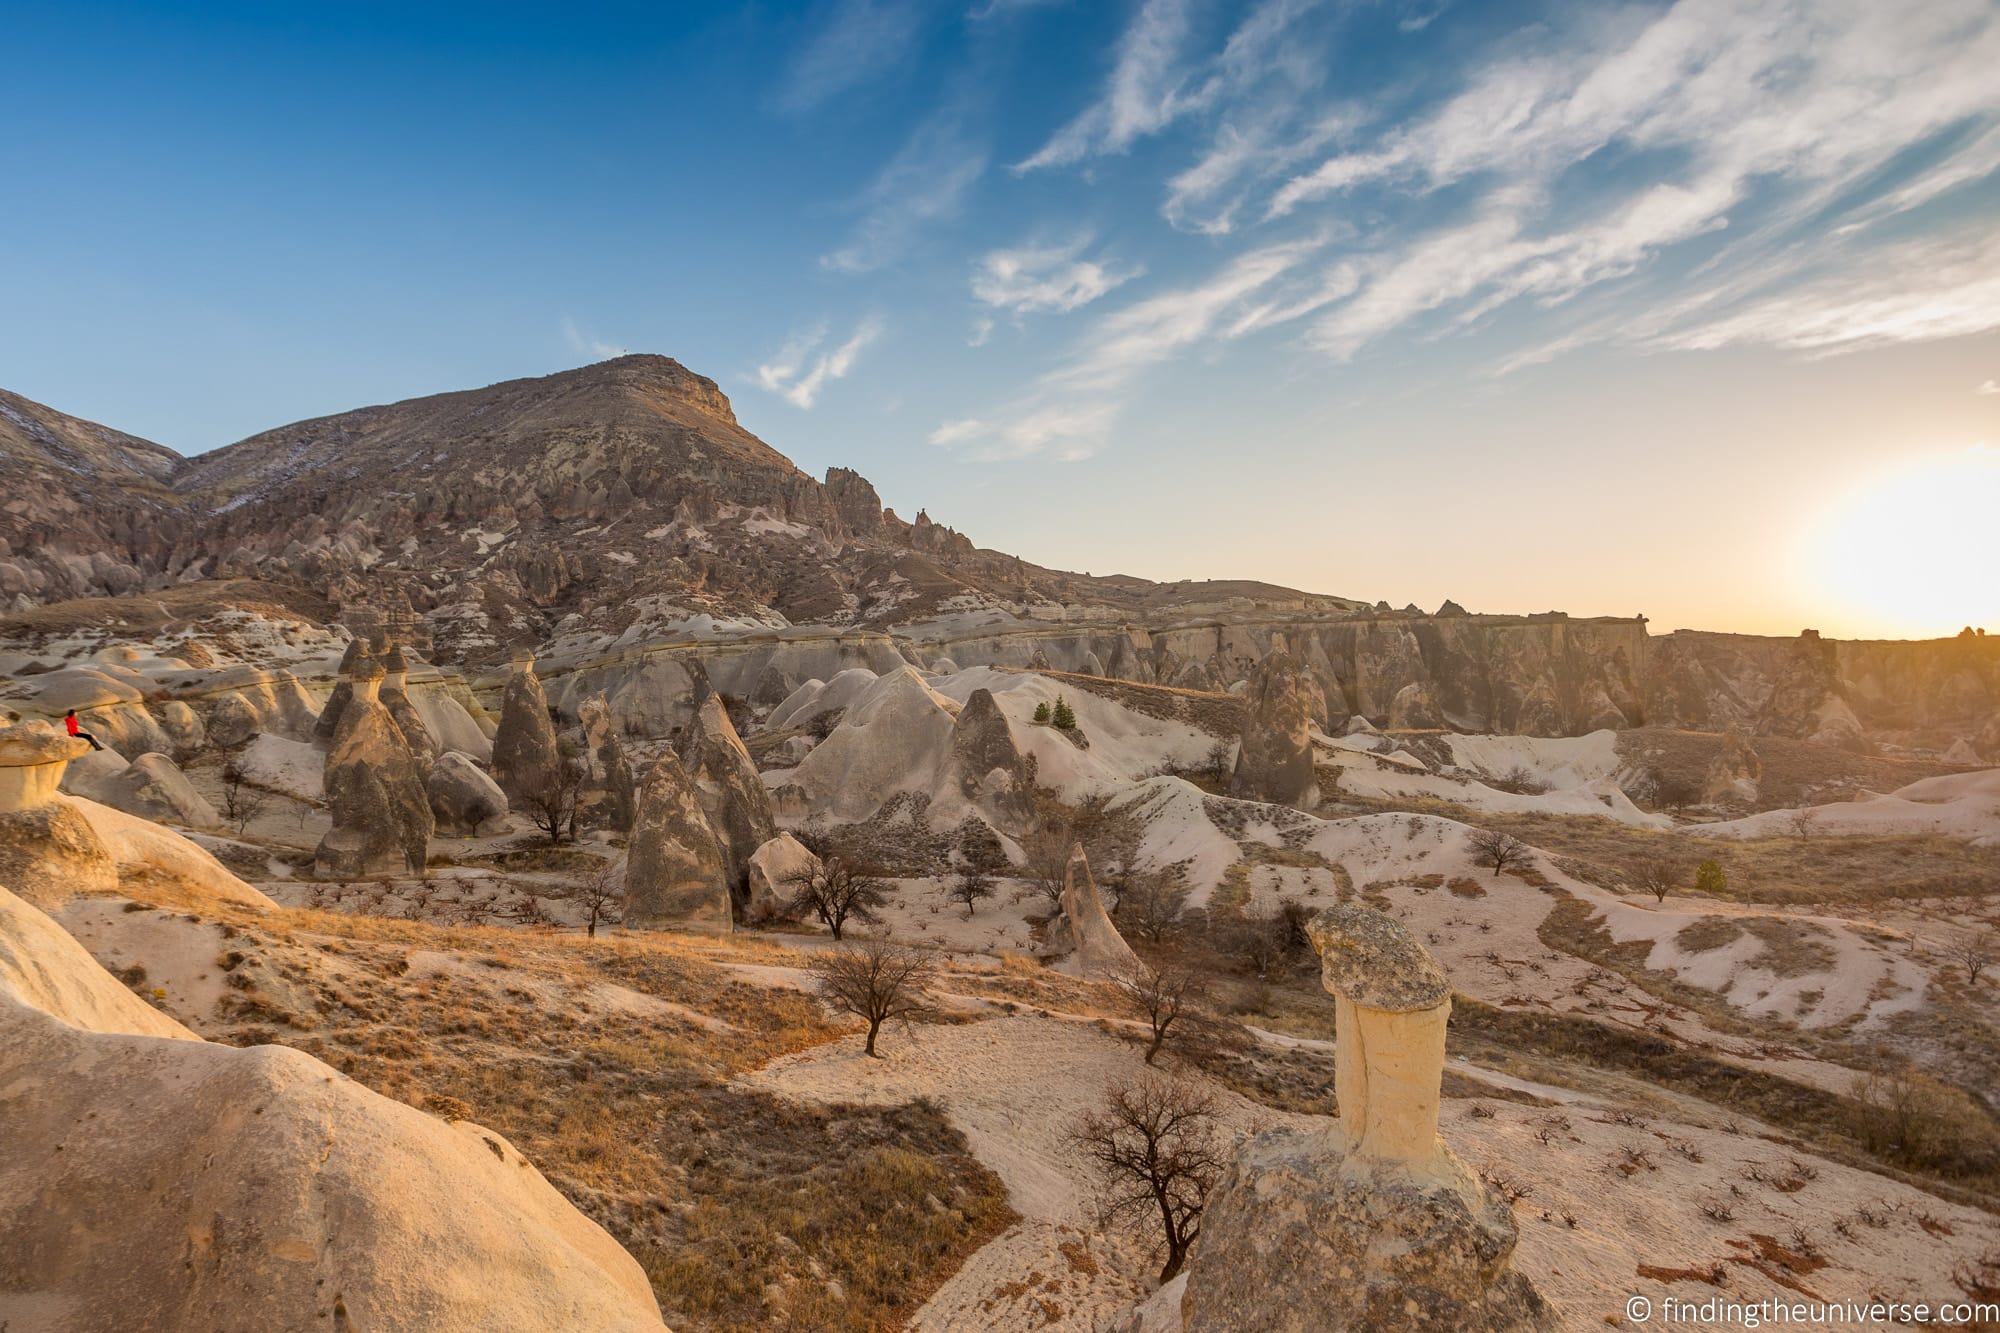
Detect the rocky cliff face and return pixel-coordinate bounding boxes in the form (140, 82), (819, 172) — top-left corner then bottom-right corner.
(3, 357), (1993, 751)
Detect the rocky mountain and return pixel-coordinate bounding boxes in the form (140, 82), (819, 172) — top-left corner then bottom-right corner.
(2, 356), (1995, 752)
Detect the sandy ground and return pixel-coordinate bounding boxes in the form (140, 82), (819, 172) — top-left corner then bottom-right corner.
(743, 1004), (2000, 1331)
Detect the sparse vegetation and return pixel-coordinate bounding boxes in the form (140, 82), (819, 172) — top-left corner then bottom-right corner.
(520, 741), (586, 845)
(941, 871), (995, 919)
(808, 937), (939, 1058)
(1467, 828), (1530, 880)
(783, 852), (889, 941)
(1069, 1072), (1224, 1282)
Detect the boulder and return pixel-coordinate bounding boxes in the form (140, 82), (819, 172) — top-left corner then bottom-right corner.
(94, 752), (219, 829)
(491, 649), (562, 809)
(315, 662), (433, 879)
(1229, 652), (1319, 809)
(625, 750), (732, 932)
(1041, 844), (1143, 981)
(1180, 905), (1551, 1332)
(745, 832), (818, 922)
(428, 751), (509, 836)
(0, 885), (668, 1333)
(206, 691), (261, 748)
(678, 691), (777, 902)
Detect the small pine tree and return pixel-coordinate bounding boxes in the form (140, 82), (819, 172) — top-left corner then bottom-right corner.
(1052, 696), (1077, 730)
(1033, 701), (1052, 724)
(1694, 859), (1727, 895)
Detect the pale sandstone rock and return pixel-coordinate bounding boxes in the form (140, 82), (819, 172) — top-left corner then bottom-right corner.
(746, 832), (818, 922)
(381, 642), (442, 767)
(941, 687), (1033, 829)
(1042, 843), (1143, 981)
(1179, 905), (1551, 1332)
(678, 691), (776, 899)
(93, 752), (220, 829)
(1229, 652), (1319, 809)
(0, 724), (118, 909)
(625, 749), (732, 932)
(315, 662), (433, 879)
(492, 648), (563, 809)
(0, 886), (668, 1333)
(427, 750), (509, 836)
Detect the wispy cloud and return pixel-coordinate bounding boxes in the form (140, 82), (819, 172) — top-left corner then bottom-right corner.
(967, 0), (1066, 20)
(1261, 0), (2000, 363)
(775, 0), (927, 114)
(755, 316), (885, 408)
(1979, 378), (2000, 396)
(971, 236), (1142, 315)
(822, 116), (986, 273)
(560, 316), (624, 360)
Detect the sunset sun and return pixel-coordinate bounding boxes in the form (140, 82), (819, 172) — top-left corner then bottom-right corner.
(1803, 445), (2000, 639)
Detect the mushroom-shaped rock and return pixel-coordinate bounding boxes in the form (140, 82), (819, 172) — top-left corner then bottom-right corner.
(0, 885), (669, 1333)
(625, 750), (732, 933)
(1228, 652), (1319, 809)
(678, 692), (777, 901)
(313, 637), (373, 742)
(95, 753), (220, 829)
(746, 832), (819, 922)
(0, 724), (118, 909)
(1180, 904), (1552, 1332)
(1041, 844), (1143, 981)
(427, 751), (509, 836)
(491, 650), (562, 810)
(314, 661), (434, 879)
(380, 642), (441, 767)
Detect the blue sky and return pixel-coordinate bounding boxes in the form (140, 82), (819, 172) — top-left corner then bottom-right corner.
(4, 0), (1998, 637)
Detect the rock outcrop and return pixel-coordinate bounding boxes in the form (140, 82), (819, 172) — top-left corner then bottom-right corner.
(315, 660), (433, 879)
(0, 724), (117, 908)
(625, 750), (732, 932)
(0, 885), (668, 1333)
(491, 648), (562, 808)
(94, 752), (219, 829)
(427, 750), (509, 836)
(1229, 652), (1319, 809)
(940, 687), (1033, 828)
(746, 832), (818, 922)
(381, 642), (441, 766)
(1041, 844), (1143, 981)
(1179, 905), (1551, 1332)
(678, 691), (777, 901)
(313, 637), (373, 742)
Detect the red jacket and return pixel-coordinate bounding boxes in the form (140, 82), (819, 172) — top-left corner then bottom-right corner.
(65, 715), (79, 736)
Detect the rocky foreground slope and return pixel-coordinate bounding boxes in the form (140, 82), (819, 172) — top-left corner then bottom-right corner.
(2, 356), (1995, 753)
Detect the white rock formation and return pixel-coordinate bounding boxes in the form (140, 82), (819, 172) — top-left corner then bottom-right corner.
(745, 832), (818, 922)
(1041, 844), (1143, 981)
(0, 885), (667, 1332)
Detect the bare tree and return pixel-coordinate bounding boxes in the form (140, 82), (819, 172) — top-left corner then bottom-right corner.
(1948, 929), (1997, 986)
(809, 937), (938, 1057)
(941, 871), (995, 919)
(1653, 773), (1697, 815)
(1631, 852), (1691, 905)
(1023, 821), (1076, 908)
(572, 860), (626, 938)
(785, 855), (889, 940)
(522, 743), (586, 846)
(218, 762), (270, 836)
(1125, 966), (1206, 1065)
(1115, 868), (1190, 943)
(1786, 806), (1818, 842)
(1467, 828), (1530, 881)
(1070, 1072), (1226, 1281)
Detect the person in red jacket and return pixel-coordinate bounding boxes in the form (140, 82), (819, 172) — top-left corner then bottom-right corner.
(64, 709), (104, 751)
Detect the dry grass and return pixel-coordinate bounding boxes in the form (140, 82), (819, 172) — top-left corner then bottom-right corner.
(115, 892), (1013, 1332)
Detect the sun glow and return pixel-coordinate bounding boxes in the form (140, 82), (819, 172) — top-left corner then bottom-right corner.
(1800, 445), (2000, 640)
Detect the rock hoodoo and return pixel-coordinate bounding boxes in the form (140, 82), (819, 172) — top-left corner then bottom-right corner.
(624, 749), (732, 932)
(491, 646), (562, 808)
(1041, 843), (1143, 981)
(1702, 729), (1763, 805)
(315, 659), (434, 879)
(0, 723), (117, 907)
(313, 636), (373, 742)
(381, 641), (441, 766)
(1228, 651), (1319, 809)
(579, 693), (639, 831)
(678, 691), (777, 901)
(1180, 904), (1552, 1332)
(941, 687), (1033, 828)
